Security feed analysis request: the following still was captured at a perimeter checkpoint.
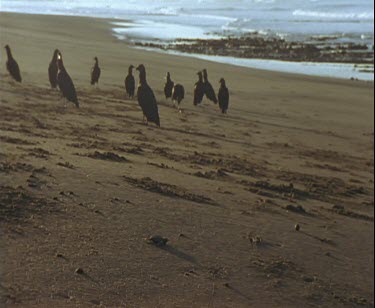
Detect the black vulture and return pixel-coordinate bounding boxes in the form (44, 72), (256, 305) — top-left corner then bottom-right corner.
(203, 69), (217, 104)
(4, 45), (22, 82)
(136, 64), (160, 127)
(48, 49), (59, 88)
(193, 71), (204, 106)
(172, 84), (185, 106)
(164, 72), (174, 99)
(57, 52), (79, 108)
(125, 65), (135, 99)
(218, 78), (229, 114)
(90, 57), (101, 86)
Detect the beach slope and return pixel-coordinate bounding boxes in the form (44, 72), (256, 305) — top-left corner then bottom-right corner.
(0, 13), (374, 307)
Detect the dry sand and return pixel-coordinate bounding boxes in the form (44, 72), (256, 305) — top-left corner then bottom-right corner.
(0, 12), (374, 307)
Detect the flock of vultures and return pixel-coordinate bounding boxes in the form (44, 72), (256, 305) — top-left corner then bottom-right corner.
(4, 45), (230, 127)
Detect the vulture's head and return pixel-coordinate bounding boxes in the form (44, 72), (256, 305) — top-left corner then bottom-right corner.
(57, 52), (64, 69)
(202, 69), (208, 80)
(136, 64), (146, 73)
(52, 49), (60, 60)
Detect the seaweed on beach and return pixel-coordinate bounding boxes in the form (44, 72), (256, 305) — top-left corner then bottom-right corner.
(123, 176), (215, 205)
(0, 186), (56, 224)
(135, 34), (373, 65)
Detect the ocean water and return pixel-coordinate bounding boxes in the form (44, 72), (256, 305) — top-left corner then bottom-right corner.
(1, 0), (374, 79)
(1, 0), (373, 43)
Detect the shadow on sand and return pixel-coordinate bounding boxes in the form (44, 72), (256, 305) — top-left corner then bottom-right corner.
(159, 245), (198, 264)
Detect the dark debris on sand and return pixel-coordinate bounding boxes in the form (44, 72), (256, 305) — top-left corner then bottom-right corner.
(0, 186), (56, 224)
(86, 151), (129, 163)
(193, 168), (229, 180)
(284, 204), (307, 215)
(329, 205), (374, 222)
(0, 162), (34, 174)
(123, 176), (216, 205)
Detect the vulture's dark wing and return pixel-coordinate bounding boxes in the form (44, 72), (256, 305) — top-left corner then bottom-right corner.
(58, 71), (79, 107)
(194, 81), (204, 105)
(137, 83), (160, 126)
(204, 82), (218, 104)
(218, 87), (229, 112)
(7, 59), (22, 82)
(48, 61), (58, 88)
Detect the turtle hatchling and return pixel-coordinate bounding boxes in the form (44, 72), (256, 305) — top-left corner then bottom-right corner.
(146, 235), (169, 247)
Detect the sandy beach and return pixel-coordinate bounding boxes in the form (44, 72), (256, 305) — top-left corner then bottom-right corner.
(0, 12), (374, 307)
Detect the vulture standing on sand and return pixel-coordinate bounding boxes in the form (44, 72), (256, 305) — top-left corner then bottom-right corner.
(57, 52), (79, 108)
(136, 64), (160, 127)
(202, 69), (217, 104)
(218, 78), (229, 114)
(48, 49), (59, 88)
(4, 45), (22, 82)
(125, 65), (135, 99)
(90, 57), (101, 86)
(164, 72), (174, 99)
(172, 84), (185, 106)
(193, 71), (204, 106)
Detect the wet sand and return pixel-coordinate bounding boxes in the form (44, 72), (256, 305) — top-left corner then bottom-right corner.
(0, 12), (374, 307)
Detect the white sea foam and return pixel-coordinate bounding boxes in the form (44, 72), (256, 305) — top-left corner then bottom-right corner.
(293, 10), (374, 20)
(113, 20), (221, 41)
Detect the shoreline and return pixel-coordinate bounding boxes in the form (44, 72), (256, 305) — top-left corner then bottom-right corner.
(121, 29), (374, 65)
(111, 21), (374, 81)
(0, 11), (373, 80)
(132, 46), (375, 81)
(112, 20), (374, 81)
